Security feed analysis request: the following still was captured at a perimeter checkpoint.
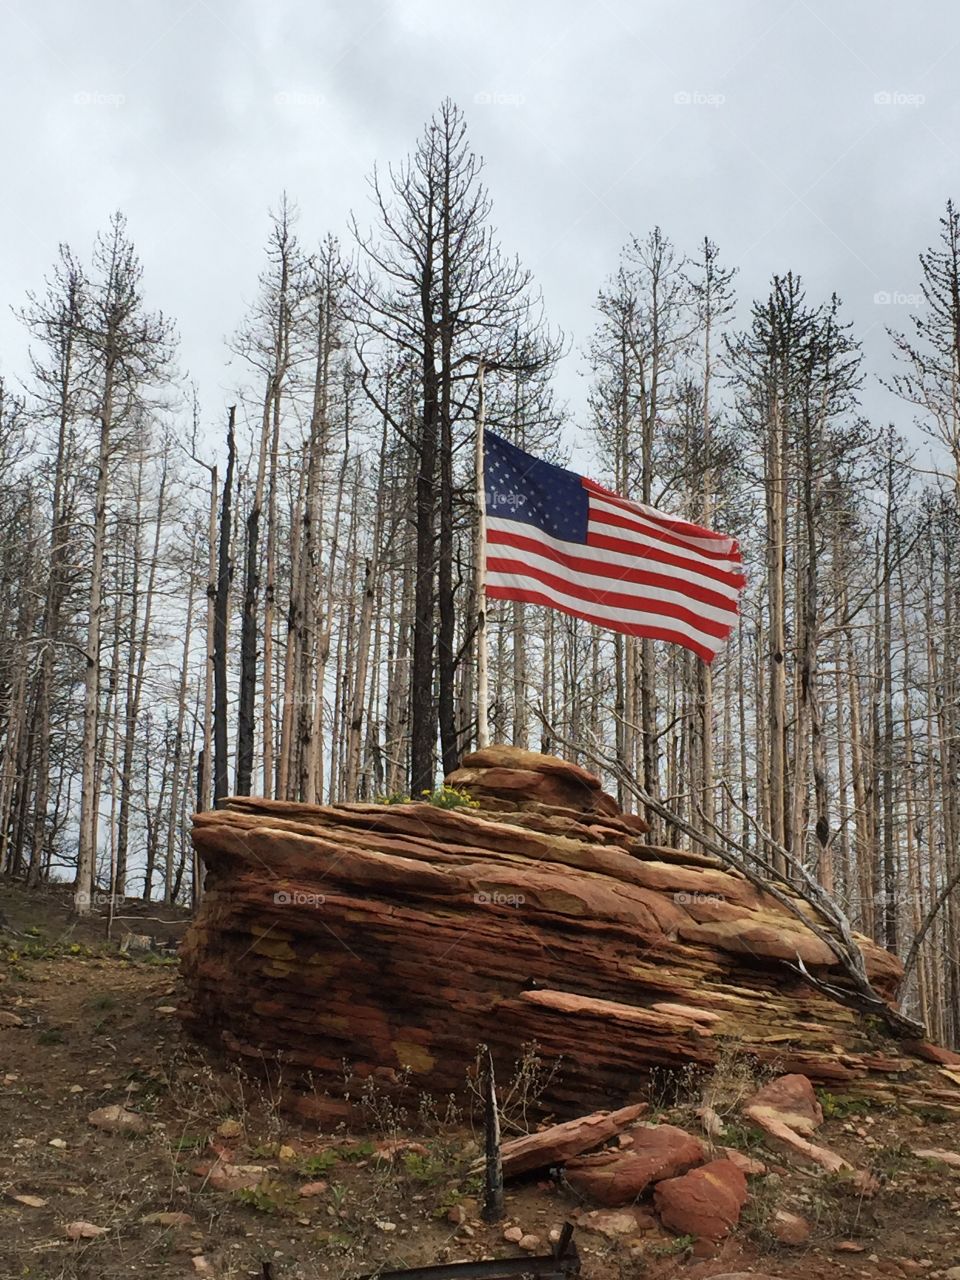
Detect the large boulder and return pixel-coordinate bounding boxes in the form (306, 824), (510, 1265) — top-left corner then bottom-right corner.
(565, 1124), (705, 1205)
(653, 1159), (748, 1241)
(180, 746), (920, 1121)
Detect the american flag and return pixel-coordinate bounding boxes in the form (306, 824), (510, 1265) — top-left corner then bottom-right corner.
(483, 430), (746, 663)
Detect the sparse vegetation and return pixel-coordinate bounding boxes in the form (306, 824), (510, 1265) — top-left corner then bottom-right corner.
(299, 1150), (339, 1177)
(818, 1089), (876, 1119)
(467, 1040), (563, 1138)
(36, 1026), (66, 1045)
(232, 1176), (294, 1215)
(648, 1232), (696, 1256)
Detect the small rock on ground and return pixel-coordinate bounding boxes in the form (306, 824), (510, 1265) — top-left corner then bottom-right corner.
(65, 1221), (107, 1240)
(87, 1104), (147, 1135)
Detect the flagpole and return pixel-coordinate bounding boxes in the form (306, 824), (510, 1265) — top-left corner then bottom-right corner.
(475, 360), (490, 749)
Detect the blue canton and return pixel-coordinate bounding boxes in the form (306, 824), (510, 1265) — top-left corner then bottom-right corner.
(484, 431), (589, 543)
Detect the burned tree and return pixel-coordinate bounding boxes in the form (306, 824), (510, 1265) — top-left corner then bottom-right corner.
(352, 99), (558, 791)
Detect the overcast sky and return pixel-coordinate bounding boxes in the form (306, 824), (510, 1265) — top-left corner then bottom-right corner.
(2, 0), (958, 468)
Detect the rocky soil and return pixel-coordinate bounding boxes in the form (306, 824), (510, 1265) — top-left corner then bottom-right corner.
(3, 881), (960, 1279)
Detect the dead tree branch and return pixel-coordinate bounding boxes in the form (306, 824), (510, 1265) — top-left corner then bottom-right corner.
(535, 708), (924, 1041)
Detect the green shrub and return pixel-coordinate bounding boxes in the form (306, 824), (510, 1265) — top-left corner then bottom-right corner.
(421, 786), (479, 810)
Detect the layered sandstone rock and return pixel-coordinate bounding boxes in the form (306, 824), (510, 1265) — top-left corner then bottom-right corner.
(445, 746), (631, 822)
(180, 746), (916, 1120)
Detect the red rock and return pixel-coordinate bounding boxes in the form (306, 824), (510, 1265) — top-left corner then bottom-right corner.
(298, 1180), (328, 1197)
(199, 1160), (266, 1192)
(721, 1147), (765, 1175)
(179, 747), (912, 1121)
(771, 1209), (811, 1244)
(744, 1074), (823, 1135)
(577, 1208), (650, 1237)
(903, 1040), (960, 1066)
(912, 1147), (960, 1167)
(565, 1124), (705, 1205)
(743, 1074), (857, 1176)
(834, 1240), (866, 1252)
(653, 1159), (748, 1242)
(463, 745), (601, 785)
(449, 747), (627, 820)
(495, 1103), (646, 1177)
(141, 1211), (194, 1226)
(65, 1221), (108, 1240)
(87, 1105), (147, 1135)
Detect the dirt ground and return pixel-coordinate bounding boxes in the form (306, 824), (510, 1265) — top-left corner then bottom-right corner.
(2, 880), (960, 1280)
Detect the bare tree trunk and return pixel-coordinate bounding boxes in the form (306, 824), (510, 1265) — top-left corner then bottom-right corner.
(199, 462), (217, 812)
(213, 407), (236, 804)
(235, 203), (300, 796)
(767, 395), (788, 874)
(278, 460), (306, 799)
(29, 368), (78, 882)
(313, 431), (352, 801)
(848, 616), (875, 941)
(880, 461), (898, 952)
(296, 255), (337, 802)
(261, 385), (283, 797)
(117, 446), (167, 894)
(163, 536), (197, 904)
(345, 427), (387, 798)
(76, 372), (113, 913)
(237, 391), (270, 796)
(76, 214), (174, 912)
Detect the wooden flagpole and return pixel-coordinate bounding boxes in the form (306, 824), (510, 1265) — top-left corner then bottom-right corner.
(475, 361), (490, 749)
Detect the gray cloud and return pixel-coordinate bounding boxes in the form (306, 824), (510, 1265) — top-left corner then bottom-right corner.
(2, 0), (958, 461)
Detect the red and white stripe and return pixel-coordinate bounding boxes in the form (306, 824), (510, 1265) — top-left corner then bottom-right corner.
(485, 478), (745, 662)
